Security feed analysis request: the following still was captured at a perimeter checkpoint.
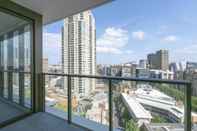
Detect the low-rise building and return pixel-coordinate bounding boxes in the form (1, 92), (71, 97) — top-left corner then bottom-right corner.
(139, 59), (148, 69)
(86, 92), (109, 125)
(140, 123), (184, 131)
(121, 93), (152, 127)
(185, 70), (197, 96)
(135, 87), (184, 123)
(149, 69), (174, 80)
(136, 68), (150, 79)
(110, 65), (122, 76)
(96, 64), (111, 76)
(121, 65), (136, 88)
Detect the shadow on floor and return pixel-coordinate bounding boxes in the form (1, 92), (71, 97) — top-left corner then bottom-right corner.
(0, 98), (29, 125)
(0, 112), (88, 131)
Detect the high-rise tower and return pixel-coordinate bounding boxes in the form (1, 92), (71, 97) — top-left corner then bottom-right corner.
(62, 10), (96, 97)
(147, 50), (169, 70)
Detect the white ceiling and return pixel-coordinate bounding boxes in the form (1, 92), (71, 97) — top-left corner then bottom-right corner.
(11, 0), (111, 25)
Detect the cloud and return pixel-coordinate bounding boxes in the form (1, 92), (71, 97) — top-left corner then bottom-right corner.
(97, 27), (129, 48)
(97, 47), (122, 54)
(97, 27), (129, 54)
(175, 44), (197, 54)
(132, 30), (145, 40)
(43, 32), (61, 64)
(125, 50), (133, 54)
(162, 35), (177, 42)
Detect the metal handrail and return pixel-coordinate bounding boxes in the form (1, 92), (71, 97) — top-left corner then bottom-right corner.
(0, 70), (190, 85)
(43, 72), (190, 85)
(0, 70), (31, 74)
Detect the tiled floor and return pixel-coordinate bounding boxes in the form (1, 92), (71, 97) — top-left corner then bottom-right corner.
(0, 112), (88, 131)
(0, 99), (27, 124)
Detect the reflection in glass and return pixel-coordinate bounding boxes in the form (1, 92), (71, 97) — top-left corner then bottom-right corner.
(0, 10), (33, 124)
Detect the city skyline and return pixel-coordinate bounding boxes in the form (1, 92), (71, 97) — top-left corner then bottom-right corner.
(43, 0), (197, 65)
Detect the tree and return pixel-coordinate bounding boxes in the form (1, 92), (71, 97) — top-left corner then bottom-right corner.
(125, 119), (139, 131)
(154, 84), (197, 112)
(151, 115), (168, 123)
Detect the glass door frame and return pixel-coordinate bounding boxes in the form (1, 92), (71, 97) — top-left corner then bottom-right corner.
(0, 0), (43, 127)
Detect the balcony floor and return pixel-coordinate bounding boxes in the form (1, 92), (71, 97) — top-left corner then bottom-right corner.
(0, 112), (88, 131)
(0, 98), (28, 124)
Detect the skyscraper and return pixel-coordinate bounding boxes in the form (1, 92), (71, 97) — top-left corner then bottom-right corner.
(158, 50), (169, 71)
(147, 50), (169, 70)
(62, 10), (96, 98)
(147, 53), (157, 69)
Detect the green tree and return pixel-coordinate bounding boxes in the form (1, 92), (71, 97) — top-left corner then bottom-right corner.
(125, 119), (139, 131)
(122, 108), (130, 121)
(154, 84), (197, 112)
(151, 115), (168, 123)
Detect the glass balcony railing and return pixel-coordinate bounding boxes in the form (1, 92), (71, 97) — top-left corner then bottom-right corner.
(43, 73), (192, 131)
(0, 70), (193, 131)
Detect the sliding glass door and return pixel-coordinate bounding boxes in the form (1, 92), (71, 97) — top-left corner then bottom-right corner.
(0, 9), (33, 124)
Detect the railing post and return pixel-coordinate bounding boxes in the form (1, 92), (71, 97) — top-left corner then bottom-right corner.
(19, 72), (25, 106)
(67, 75), (72, 124)
(185, 83), (191, 131)
(109, 79), (113, 131)
(0, 70), (4, 97)
(41, 73), (45, 111)
(8, 71), (13, 101)
(34, 73), (45, 112)
(32, 71), (36, 113)
(33, 73), (45, 112)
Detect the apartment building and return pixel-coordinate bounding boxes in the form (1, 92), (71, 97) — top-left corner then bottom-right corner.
(62, 10), (96, 97)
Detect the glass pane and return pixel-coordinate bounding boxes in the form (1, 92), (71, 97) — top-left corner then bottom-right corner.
(113, 81), (186, 131)
(13, 73), (19, 103)
(3, 72), (8, 98)
(0, 10), (33, 124)
(24, 73), (31, 107)
(45, 75), (68, 120)
(72, 77), (109, 131)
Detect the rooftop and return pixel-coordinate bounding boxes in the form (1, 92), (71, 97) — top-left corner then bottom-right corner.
(136, 97), (184, 119)
(142, 123), (185, 131)
(135, 85), (176, 105)
(121, 93), (152, 120)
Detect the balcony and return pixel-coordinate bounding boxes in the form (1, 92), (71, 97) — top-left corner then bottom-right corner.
(0, 71), (192, 131)
(0, 1), (194, 131)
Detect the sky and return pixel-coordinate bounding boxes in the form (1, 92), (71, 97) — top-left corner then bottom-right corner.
(43, 0), (197, 65)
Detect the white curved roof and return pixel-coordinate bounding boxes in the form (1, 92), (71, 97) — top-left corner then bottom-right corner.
(122, 93), (152, 120)
(11, 0), (111, 25)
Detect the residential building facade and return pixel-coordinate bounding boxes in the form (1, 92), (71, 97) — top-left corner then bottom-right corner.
(62, 10), (96, 97)
(147, 50), (169, 71)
